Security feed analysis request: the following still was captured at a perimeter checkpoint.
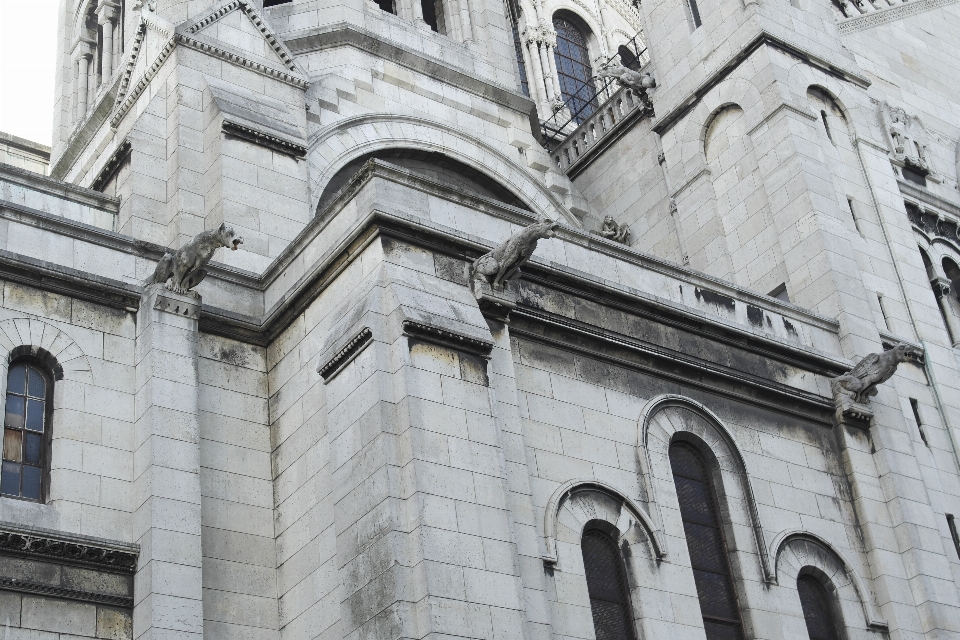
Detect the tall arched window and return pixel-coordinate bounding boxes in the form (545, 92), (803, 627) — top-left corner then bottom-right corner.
(553, 16), (598, 122)
(581, 523), (637, 640)
(797, 575), (842, 640)
(669, 442), (744, 640)
(3, 363), (51, 501)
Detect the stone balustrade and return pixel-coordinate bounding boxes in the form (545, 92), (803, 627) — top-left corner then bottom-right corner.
(551, 85), (647, 172)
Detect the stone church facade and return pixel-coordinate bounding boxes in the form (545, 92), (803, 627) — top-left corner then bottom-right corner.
(1, 0), (960, 637)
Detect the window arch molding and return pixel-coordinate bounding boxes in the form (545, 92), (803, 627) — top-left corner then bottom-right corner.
(637, 394), (774, 582)
(541, 478), (665, 567)
(771, 531), (887, 632)
(0, 318), (94, 398)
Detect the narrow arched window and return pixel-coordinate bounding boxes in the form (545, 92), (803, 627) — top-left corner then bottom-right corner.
(3, 363), (51, 502)
(552, 16), (598, 122)
(669, 442), (744, 640)
(797, 575), (842, 640)
(581, 525), (637, 640)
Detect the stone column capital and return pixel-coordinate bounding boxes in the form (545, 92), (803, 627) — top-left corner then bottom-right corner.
(930, 276), (952, 299)
(71, 39), (95, 60)
(96, 3), (120, 24)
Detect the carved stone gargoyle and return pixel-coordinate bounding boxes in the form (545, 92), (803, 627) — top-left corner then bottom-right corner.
(591, 215), (630, 244)
(471, 219), (560, 320)
(830, 342), (923, 426)
(146, 222), (243, 295)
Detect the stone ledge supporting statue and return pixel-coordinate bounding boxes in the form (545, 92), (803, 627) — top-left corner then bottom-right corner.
(471, 219), (560, 320)
(146, 222), (243, 295)
(830, 342), (923, 426)
(591, 216), (630, 244)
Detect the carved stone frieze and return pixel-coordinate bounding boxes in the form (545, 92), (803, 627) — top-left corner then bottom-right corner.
(905, 201), (960, 247)
(0, 529), (137, 573)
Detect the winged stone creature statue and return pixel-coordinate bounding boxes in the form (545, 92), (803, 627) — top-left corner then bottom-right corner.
(147, 222), (243, 295)
(473, 219), (560, 289)
(596, 62), (656, 95)
(831, 342), (922, 405)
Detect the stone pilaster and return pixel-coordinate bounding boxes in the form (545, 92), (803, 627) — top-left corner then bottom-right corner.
(132, 284), (204, 640)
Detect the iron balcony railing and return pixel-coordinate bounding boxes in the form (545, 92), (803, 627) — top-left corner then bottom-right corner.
(540, 31), (650, 145)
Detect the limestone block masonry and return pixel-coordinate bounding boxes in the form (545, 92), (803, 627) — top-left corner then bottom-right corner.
(1, 0), (960, 638)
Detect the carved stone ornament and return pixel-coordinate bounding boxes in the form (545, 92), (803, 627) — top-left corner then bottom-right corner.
(0, 529), (137, 573)
(591, 215), (631, 244)
(596, 61), (656, 98)
(879, 102), (933, 173)
(830, 342), (923, 426)
(146, 222), (243, 295)
(471, 219), (560, 320)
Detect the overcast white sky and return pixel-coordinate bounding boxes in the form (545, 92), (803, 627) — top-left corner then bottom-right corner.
(0, 0), (59, 146)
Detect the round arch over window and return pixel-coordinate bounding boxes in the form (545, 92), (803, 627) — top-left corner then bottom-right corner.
(552, 15), (598, 123)
(3, 362), (52, 502)
(797, 573), (843, 640)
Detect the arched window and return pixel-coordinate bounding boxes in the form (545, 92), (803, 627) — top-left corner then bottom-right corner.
(552, 16), (598, 122)
(943, 257), (960, 301)
(797, 575), (842, 640)
(669, 442), (744, 640)
(581, 523), (637, 640)
(3, 363), (51, 501)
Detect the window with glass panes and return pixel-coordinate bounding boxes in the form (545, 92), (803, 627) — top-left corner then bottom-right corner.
(3, 364), (49, 501)
(552, 16), (598, 122)
(581, 526), (637, 640)
(669, 443), (744, 640)
(797, 576), (842, 640)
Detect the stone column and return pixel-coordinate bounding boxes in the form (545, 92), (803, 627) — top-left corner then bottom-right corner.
(444, 0), (462, 40)
(931, 277), (960, 346)
(73, 43), (93, 118)
(132, 284), (204, 640)
(458, 0), (474, 42)
(522, 37), (544, 105)
(96, 4), (118, 84)
(537, 41), (556, 100)
(543, 34), (563, 100)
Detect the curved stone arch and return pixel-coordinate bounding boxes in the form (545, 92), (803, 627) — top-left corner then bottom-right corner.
(785, 61), (870, 141)
(541, 478), (665, 567)
(0, 318), (94, 386)
(925, 236), (960, 269)
(772, 530), (888, 631)
(306, 114), (581, 227)
(678, 77), (765, 168)
(637, 394), (774, 582)
(73, 0), (99, 41)
(548, 0), (602, 30)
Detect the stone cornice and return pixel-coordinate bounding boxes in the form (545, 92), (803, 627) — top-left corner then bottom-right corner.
(90, 138), (132, 192)
(837, 0), (960, 34)
(318, 327), (373, 381)
(175, 32), (309, 88)
(652, 30), (870, 135)
(284, 23), (533, 114)
(0, 523), (138, 573)
(0, 164), (118, 212)
(401, 319), (494, 357)
(222, 120), (307, 158)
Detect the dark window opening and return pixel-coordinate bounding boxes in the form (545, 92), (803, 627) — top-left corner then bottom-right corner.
(797, 575), (842, 640)
(847, 198), (862, 236)
(264, 0), (293, 6)
(422, 0), (440, 31)
(3, 363), (51, 502)
(820, 110), (834, 143)
(877, 294), (890, 331)
(689, 0), (702, 27)
(669, 443), (744, 640)
(943, 258), (960, 302)
(902, 165), (927, 187)
(909, 398), (928, 446)
(512, 21), (529, 96)
(581, 525), (637, 640)
(769, 283), (790, 303)
(553, 16), (598, 123)
(373, 0), (396, 13)
(948, 515), (960, 561)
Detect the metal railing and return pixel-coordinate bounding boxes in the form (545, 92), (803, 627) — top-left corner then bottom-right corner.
(540, 31), (650, 144)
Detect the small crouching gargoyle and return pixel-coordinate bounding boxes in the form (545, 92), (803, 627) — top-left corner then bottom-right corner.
(830, 342), (923, 425)
(473, 219), (560, 289)
(147, 223), (243, 295)
(591, 216), (630, 244)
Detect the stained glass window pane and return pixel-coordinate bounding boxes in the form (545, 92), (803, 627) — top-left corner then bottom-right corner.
(7, 366), (26, 395)
(27, 370), (45, 398)
(21, 465), (41, 501)
(1, 461), (20, 496)
(797, 576), (841, 640)
(5, 395), (24, 430)
(3, 429), (22, 462)
(670, 443), (744, 640)
(552, 17), (598, 123)
(26, 399), (44, 432)
(512, 22), (529, 97)
(582, 529), (635, 640)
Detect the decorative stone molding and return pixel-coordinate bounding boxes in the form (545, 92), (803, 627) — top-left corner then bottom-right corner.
(837, 0), (959, 33)
(318, 327), (373, 381)
(830, 342), (923, 428)
(878, 101), (934, 174)
(0, 319), (94, 384)
(90, 138), (132, 192)
(222, 120), (307, 158)
(401, 319), (494, 357)
(541, 478), (665, 567)
(0, 527), (137, 573)
(906, 199), (960, 248)
(522, 24), (557, 47)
